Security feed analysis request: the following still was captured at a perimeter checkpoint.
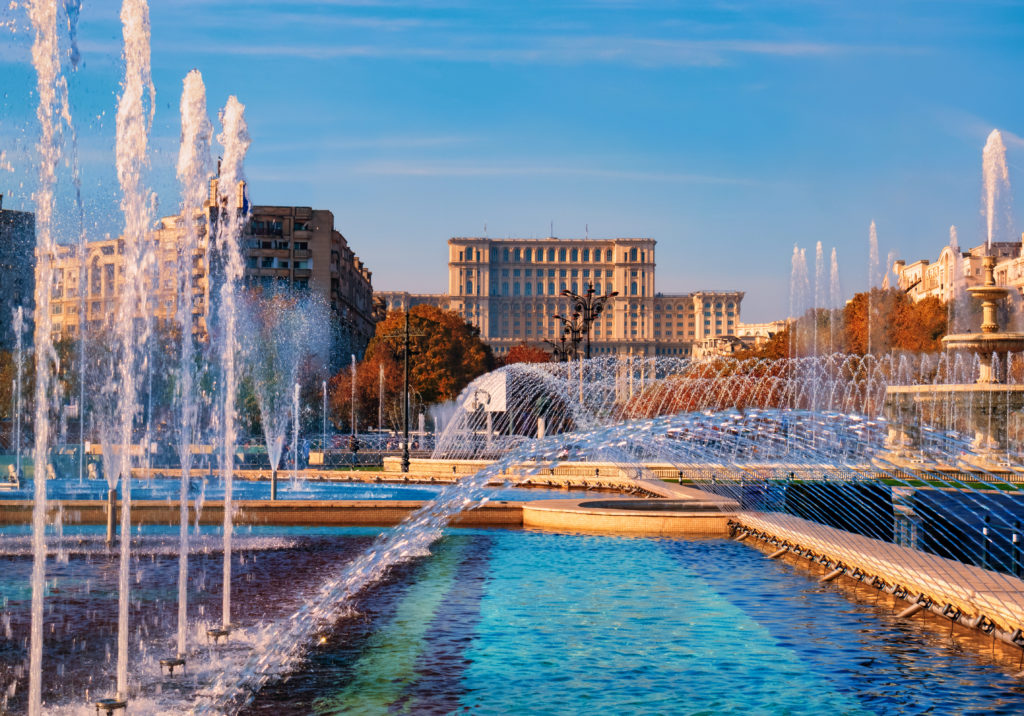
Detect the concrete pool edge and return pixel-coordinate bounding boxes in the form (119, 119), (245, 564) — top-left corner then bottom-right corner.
(731, 513), (1024, 651)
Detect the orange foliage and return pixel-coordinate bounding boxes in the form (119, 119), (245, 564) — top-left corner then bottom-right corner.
(624, 358), (794, 418)
(502, 343), (552, 365)
(329, 306), (495, 430)
(844, 288), (946, 354)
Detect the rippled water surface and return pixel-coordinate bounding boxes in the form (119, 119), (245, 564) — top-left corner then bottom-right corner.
(0, 477), (594, 502)
(3, 527), (1024, 714)
(251, 530), (1024, 714)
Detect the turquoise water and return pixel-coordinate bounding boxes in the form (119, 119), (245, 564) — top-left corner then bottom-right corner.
(0, 477), (593, 502)
(4, 526), (1024, 713)
(247, 530), (1024, 714)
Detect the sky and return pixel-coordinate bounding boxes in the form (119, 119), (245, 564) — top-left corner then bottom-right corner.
(1, 0), (1024, 322)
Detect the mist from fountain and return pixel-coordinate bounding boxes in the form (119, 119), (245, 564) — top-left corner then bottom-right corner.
(788, 245), (808, 356)
(240, 292), (330, 497)
(829, 247), (841, 354)
(292, 381), (300, 480)
(814, 241), (824, 363)
(13, 306), (23, 478)
(174, 68), (213, 659)
(25, 0), (62, 710)
(867, 220), (879, 354)
(983, 129), (1011, 251)
(213, 95), (250, 633)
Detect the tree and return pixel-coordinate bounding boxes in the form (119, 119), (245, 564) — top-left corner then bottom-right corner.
(502, 342), (551, 365)
(329, 306), (494, 431)
(366, 305), (494, 405)
(844, 288), (946, 354)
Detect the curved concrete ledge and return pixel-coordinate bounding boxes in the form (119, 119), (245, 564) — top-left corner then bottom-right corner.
(0, 499), (524, 528)
(522, 498), (735, 536)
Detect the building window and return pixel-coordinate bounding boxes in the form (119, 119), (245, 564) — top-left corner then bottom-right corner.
(525, 283), (532, 296)
(502, 282), (509, 296)
(582, 248), (590, 261)
(548, 248), (556, 261)
(571, 248), (578, 261)
(513, 283), (521, 296)
(467, 280), (473, 294)
(549, 282), (555, 294)
(629, 248), (637, 261)
(631, 282), (637, 295)
(524, 248), (532, 262)
(559, 248), (567, 261)
(502, 248), (510, 261)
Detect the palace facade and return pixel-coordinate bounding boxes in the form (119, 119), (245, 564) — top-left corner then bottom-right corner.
(379, 237), (743, 357)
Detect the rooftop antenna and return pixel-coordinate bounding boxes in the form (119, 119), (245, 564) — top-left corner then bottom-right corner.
(484, 222), (487, 237)
(586, 223), (589, 239)
(550, 220), (554, 238)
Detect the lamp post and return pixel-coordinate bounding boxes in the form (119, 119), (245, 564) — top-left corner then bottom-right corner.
(542, 335), (575, 362)
(560, 282), (618, 359)
(552, 312), (584, 358)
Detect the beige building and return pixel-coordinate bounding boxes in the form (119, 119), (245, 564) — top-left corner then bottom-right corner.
(380, 237), (743, 357)
(48, 185), (376, 358)
(736, 319), (789, 348)
(241, 203), (376, 353)
(49, 226), (188, 340)
(894, 234), (1024, 303)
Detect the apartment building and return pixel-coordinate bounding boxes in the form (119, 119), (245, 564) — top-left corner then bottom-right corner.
(0, 195), (35, 349)
(894, 234), (1024, 303)
(47, 183), (376, 358)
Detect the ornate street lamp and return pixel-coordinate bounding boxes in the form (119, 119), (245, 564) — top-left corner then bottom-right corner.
(542, 335), (574, 362)
(560, 282), (618, 359)
(553, 312), (584, 359)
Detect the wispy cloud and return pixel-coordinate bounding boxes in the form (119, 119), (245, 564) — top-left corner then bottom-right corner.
(936, 107), (1024, 154)
(260, 134), (478, 152)
(353, 159), (755, 184)
(157, 34), (908, 67)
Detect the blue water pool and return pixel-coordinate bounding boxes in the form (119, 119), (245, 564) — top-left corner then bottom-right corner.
(0, 477), (594, 502)
(3, 525), (1022, 713)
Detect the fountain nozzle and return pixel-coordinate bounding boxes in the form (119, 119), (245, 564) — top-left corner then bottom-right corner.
(160, 656), (186, 675)
(94, 697), (127, 715)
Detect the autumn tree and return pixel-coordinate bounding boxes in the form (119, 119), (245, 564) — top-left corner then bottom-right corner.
(844, 288), (947, 354)
(502, 342), (552, 365)
(329, 305), (494, 431)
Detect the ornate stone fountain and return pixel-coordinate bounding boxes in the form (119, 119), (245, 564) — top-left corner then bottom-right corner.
(884, 254), (1024, 471)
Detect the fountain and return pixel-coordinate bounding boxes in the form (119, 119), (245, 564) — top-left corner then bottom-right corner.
(884, 129), (1023, 470)
(884, 254), (1024, 469)
(167, 66), (214, 673)
(241, 291), (329, 499)
(8, 0), (1024, 710)
(13, 307), (24, 481)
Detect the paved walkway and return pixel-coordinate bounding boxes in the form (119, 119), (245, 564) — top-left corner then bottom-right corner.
(737, 511), (1024, 632)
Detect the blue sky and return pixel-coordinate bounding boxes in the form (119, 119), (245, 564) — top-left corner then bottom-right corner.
(2, 0), (1023, 321)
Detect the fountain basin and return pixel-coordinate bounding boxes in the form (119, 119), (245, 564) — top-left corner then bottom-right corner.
(941, 332), (1024, 355)
(522, 497), (737, 536)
